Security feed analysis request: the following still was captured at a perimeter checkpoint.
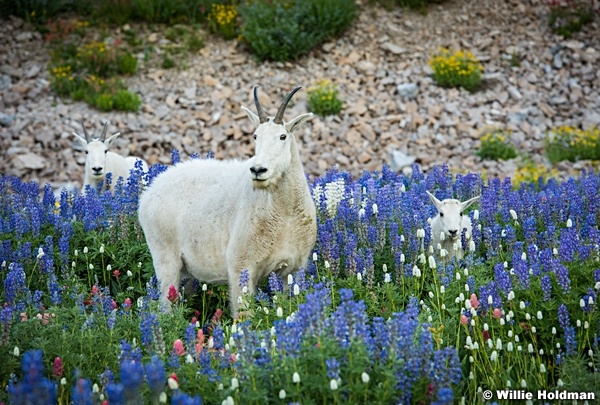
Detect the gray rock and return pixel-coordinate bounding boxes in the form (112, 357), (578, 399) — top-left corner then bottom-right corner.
(13, 153), (47, 170)
(553, 53), (563, 69)
(0, 113), (15, 127)
(582, 111), (600, 130)
(25, 65), (41, 79)
(389, 150), (416, 171)
(380, 42), (407, 55)
(507, 86), (522, 100)
(0, 74), (12, 90)
(396, 83), (418, 100)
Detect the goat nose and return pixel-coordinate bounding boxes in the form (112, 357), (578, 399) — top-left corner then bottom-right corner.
(448, 230), (458, 236)
(250, 166), (267, 176)
(92, 167), (102, 173)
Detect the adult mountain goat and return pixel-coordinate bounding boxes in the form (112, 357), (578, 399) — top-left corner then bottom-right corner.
(138, 86), (317, 317)
(72, 121), (148, 194)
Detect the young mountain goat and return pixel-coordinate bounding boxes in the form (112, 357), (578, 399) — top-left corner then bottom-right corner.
(72, 121), (148, 194)
(138, 86), (317, 318)
(427, 191), (480, 261)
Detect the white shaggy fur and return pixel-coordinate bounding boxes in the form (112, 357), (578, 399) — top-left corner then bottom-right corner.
(73, 122), (148, 194)
(427, 191), (480, 260)
(138, 86), (317, 318)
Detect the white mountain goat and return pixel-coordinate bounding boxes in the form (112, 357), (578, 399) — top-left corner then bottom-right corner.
(72, 121), (148, 193)
(138, 86), (317, 318)
(426, 191), (480, 261)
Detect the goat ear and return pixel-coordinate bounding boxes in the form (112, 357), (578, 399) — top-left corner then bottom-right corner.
(285, 113), (313, 133)
(104, 132), (121, 147)
(241, 106), (261, 128)
(72, 132), (88, 147)
(460, 195), (480, 211)
(426, 190), (443, 210)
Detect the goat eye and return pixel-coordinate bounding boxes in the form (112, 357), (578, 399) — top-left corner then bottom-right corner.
(85, 150), (89, 154)
(280, 134), (287, 141)
(253, 134), (257, 140)
(439, 212), (444, 217)
(460, 212), (463, 216)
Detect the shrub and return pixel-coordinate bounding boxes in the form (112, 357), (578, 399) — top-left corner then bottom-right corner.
(476, 129), (517, 161)
(93, 93), (114, 112)
(111, 89), (142, 112)
(45, 19), (141, 112)
(547, 0), (595, 38)
(162, 55), (176, 69)
(546, 126), (600, 163)
(208, 3), (239, 40)
(0, 0), (72, 23)
(429, 48), (483, 92)
(117, 52), (138, 75)
(239, 0), (358, 61)
(307, 79), (343, 116)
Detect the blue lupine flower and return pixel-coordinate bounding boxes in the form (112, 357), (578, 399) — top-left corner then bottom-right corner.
(172, 392), (204, 405)
(145, 355), (166, 397)
(120, 359), (144, 402)
(554, 263), (571, 294)
(9, 349), (57, 405)
(493, 263), (512, 296)
(106, 382), (126, 405)
(325, 357), (340, 380)
(71, 378), (94, 405)
(433, 387), (454, 405)
(4, 262), (27, 304)
(541, 275), (552, 301)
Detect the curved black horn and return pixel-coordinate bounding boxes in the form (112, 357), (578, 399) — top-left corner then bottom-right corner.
(100, 121), (109, 141)
(253, 86), (268, 124)
(273, 86), (301, 124)
(79, 120), (90, 142)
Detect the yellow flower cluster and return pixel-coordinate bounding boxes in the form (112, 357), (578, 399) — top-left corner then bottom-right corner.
(74, 20), (90, 29)
(553, 126), (600, 149)
(88, 75), (105, 86)
(49, 65), (72, 79)
(77, 42), (107, 58)
(307, 79), (343, 116)
(481, 131), (507, 144)
(210, 4), (238, 26)
(430, 48), (482, 78)
(513, 163), (559, 186)
(308, 79), (337, 98)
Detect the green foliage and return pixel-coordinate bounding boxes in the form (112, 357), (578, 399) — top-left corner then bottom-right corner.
(111, 89), (142, 111)
(0, 0), (72, 23)
(307, 79), (343, 116)
(476, 129), (517, 161)
(369, 0), (446, 12)
(117, 52), (138, 75)
(548, 1), (595, 38)
(429, 48), (483, 92)
(546, 126), (600, 163)
(45, 19), (141, 112)
(162, 55), (176, 69)
(239, 0), (358, 62)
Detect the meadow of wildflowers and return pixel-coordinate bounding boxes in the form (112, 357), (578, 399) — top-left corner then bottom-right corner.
(1, 152), (599, 404)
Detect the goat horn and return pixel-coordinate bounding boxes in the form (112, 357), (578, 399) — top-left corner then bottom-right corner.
(253, 85), (268, 124)
(273, 86), (301, 124)
(79, 120), (90, 142)
(100, 121), (109, 141)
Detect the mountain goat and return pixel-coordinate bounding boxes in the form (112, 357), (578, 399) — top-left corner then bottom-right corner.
(72, 121), (148, 193)
(138, 86), (317, 318)
(427, 191), (480, 261)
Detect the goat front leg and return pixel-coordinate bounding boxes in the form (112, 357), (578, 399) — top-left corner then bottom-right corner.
(228, 267), (256, 319)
